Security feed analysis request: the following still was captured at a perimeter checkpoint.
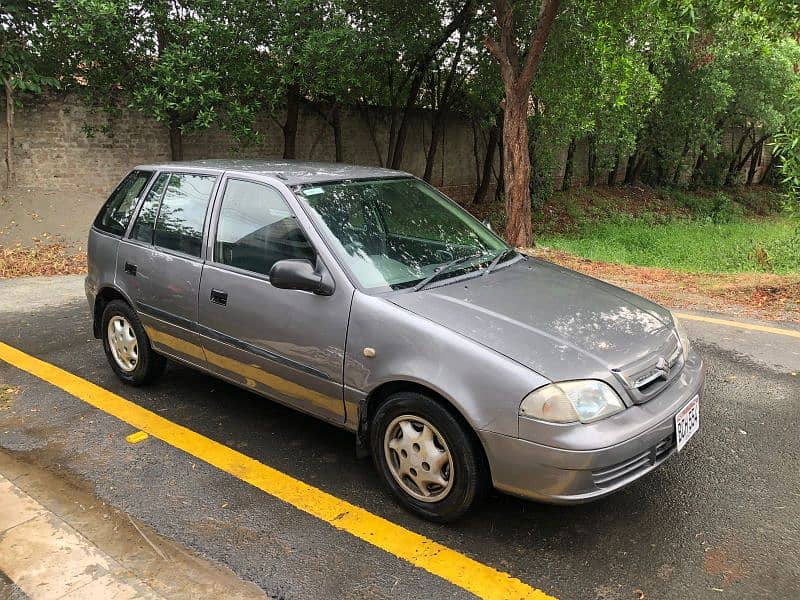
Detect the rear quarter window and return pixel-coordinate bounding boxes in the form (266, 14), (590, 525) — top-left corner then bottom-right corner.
(93, 170), (153, 236)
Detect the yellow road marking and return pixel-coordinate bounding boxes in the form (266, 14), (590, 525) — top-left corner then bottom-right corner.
(673, 312), (800, 339)
(0, 341), (554, 600)
(125, 430), (149, 444)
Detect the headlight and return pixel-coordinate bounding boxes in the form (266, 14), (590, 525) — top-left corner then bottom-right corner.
(520, 380), (625, 424)
(672, 313), (691, 361)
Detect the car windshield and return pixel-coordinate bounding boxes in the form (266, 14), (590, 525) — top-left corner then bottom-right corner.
(296, 178), (511, 291)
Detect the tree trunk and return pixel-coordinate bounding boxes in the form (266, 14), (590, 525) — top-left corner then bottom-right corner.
(746, 140), (762, 186)
(736, 134), (769, 172)
(423, 109), (444, 182)
(671, 140), (689, 185)
(473, 114), (501, 204)
(390, 71), (425, 169)
(332, 105), (343, 162)
(390, 2), (476, 170)
(385, 107), (398, 167)
(725, 128), (751, 186)
(624, 151), (638, 184)
(168, 123), (183, 161)
(494, 124), (505, 203)
(587, 135), (597, 187)
(561, 137), (576, 191)
(607, 154), (620, 186)
(633, 153), (648, 181)
(691, 145), (707, 186)
(485, 0), (562, 247)
(283, 84), (301, 159)
(757, 156), (774, 185)
(360, 108), (385, 166)
(424, 31), (467, 182)
(471, 120), (481, 189)
(502, 92), (533, 246)
(3, 78), (14, 189)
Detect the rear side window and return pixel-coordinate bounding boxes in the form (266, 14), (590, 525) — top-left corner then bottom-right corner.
(93, 170), (153, 236)
(153, 173), (217, 257)
(214, 179), (314, 276)
(130, 172), (169, 244)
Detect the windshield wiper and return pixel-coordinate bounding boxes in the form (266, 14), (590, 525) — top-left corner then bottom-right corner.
(482, 248), (516, 276)
(413, 252), (486, 292)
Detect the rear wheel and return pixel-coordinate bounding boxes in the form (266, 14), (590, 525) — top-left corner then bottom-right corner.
(101, 300), (165, 385)
(370, 391), (490, 522)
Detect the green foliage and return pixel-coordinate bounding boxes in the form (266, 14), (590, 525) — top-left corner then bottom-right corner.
(773, 84), (800, 211)
(532, 1), (663, 165)
(130, 27), (223, 132)
(663, 189), (746, 223)
(541, 215), (800, 274)
(0, 1), (61, 95)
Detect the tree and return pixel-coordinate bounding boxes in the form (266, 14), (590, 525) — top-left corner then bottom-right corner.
(131, 14), (223, 161)
(54, 0), (260, 160)
(422, 26), (471, 182)
(344, 0), (478, 169)
(773, 74), (800, 208)
(461, 46), (504, 203)
(1, 1), (60, 187)
(485, 0), (561, 247)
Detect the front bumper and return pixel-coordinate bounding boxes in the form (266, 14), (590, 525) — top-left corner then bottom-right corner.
(479, 350), (705, 504)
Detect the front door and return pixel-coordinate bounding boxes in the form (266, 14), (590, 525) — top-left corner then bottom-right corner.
(197, 177), (351, 424)
(117, 171), (218, 365)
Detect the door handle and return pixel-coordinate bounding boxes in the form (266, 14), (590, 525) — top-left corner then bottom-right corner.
(210, 288), (228, 306)
(124, 262), (137, 276)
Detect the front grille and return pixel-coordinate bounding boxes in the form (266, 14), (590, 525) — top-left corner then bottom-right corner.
(612, 333), (684, 404)
(591, 434), (675, 488)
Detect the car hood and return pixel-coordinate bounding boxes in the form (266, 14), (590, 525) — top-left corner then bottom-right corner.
(387, 257), (676, 382)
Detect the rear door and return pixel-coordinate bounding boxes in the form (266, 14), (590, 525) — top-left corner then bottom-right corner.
(87, 170), (154, 311)
(197, 176), (350, 424)
(116, 170), (219, 365)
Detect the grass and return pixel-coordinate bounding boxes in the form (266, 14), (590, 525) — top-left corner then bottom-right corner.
(539, 215), (800, 274)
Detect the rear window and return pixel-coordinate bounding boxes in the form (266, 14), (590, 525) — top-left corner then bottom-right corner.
(93, 170), (153, 236)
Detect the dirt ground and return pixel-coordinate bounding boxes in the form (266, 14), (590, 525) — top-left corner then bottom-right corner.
(0, 186), (104, 251)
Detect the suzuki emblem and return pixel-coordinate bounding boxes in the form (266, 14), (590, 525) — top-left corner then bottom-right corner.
(656, 356), (670, 378)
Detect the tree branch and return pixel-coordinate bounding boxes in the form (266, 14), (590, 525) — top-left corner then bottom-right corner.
(483, 35), (506, 65)
(518, 0), (561, 91)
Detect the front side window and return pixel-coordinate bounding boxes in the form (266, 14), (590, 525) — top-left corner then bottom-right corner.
(215, 179), (314, 277)
(297, 178), (509, 291)
(153, 173), (217, 257)
(94, 170), (153, 235)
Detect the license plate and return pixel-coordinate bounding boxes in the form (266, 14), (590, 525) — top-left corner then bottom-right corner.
(675, 396), (700, 452)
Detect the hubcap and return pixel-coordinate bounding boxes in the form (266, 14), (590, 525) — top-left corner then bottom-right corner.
(107, 316), (139, 372)
(383, 415), (454, 503)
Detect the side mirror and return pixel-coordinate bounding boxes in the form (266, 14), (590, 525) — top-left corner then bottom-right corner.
(269, 258), (335, 296)
(482, 219), (493, 231)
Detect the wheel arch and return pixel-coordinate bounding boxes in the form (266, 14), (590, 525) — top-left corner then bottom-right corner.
(358, 379), (491, 477)
(92, 286), (133, 338)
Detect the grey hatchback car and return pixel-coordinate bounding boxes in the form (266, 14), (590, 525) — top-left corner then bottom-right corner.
(86, 159), (704, 522)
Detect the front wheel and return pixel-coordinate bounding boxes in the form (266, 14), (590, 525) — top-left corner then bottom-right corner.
(370, 391), (490, 522)
(101, 300), (166, 386)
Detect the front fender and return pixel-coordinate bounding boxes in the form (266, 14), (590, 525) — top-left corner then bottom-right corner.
(344, 292), (548, 437)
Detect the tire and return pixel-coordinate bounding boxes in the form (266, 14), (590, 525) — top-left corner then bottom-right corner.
(370, 391), (490, 522)
(101, 299), (166, 386)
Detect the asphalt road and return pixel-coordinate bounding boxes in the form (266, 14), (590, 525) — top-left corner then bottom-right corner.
(0, 280), (798, 599)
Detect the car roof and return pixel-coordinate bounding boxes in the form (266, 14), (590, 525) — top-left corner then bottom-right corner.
(134, 159), (412, 186)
